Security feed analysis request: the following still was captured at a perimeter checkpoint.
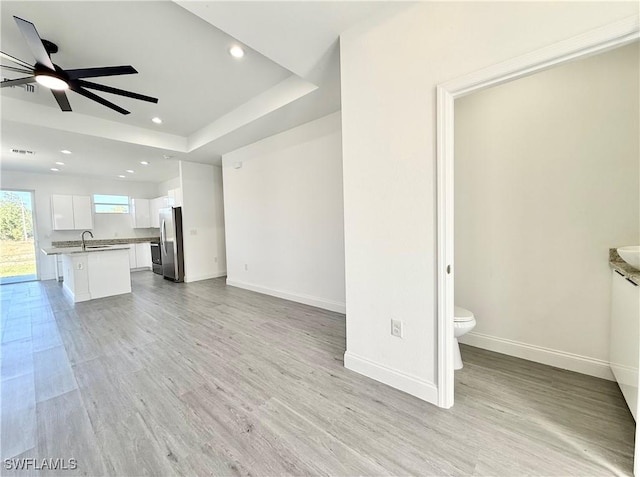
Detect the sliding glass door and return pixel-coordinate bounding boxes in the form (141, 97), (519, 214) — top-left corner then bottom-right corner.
(0, 190), (37, 284)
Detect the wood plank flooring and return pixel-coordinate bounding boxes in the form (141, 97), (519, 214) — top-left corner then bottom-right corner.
(1, 272), (635, 476)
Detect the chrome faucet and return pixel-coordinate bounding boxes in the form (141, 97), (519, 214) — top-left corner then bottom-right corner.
(81, 230), (93, 250)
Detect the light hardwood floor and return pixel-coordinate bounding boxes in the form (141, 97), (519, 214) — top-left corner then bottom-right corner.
(1, 272), (635, 476)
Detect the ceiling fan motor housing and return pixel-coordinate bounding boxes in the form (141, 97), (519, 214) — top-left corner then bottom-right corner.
(41, 39), (58, 55)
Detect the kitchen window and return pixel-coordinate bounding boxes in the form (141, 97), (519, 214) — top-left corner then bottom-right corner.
(93, 194), (130, 214)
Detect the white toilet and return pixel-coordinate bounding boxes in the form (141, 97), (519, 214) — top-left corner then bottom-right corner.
(454, 306), (476, 370)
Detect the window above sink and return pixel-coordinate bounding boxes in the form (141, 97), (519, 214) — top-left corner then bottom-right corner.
(93, 194), (130, 214)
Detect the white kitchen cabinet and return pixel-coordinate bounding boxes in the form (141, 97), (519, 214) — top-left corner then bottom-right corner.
(150, 197), (166, 228)
(168, 188), (182, 207)
(131, 198), (151, 228)
(135, 243), (152, 269)
(52, 195), (74, 230)
(128, 246), (137, 269)
(51, 194), (93, 230)
(72, 195), (93, 229)
(128, 243), (152, 270)
(610, 269), (640, 420)
(55, 255), (63, 281)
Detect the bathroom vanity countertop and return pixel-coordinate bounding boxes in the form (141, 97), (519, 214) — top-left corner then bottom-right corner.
(610, 248), (640, 285)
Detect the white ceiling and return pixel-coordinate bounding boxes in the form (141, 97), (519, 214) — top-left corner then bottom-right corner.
(1, 1), (412, 183)
(1, 120), (180, 182)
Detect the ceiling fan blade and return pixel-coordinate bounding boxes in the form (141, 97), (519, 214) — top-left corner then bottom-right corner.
(13, 16), (54, 70)
(51, 89), (71, 111)
(77, 80), (158, 104)
(0, 51), (33, 70)
(66, 65), (137, 80)
(0, 76), (36, 88)
(1, 64), (34, 75)
(71, 85), (130, 115)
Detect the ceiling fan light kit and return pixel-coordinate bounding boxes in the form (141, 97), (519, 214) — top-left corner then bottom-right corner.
(1, 16), (158, 115)
(35, 74), (68, 90)
(34, 65), (69, 90)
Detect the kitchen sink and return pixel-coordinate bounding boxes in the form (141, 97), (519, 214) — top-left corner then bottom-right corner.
(85, 245), (112, 249)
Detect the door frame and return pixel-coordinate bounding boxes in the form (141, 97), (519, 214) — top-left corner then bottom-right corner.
(435, 15), (639, 409)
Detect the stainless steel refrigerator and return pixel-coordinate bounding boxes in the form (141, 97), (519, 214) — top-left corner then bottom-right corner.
(159, 206), (184, 282)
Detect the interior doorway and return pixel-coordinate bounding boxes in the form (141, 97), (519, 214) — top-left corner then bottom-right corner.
(436, 14), (639, 408)
(0, 190), (38, 284)
(436, 13), (639, 476)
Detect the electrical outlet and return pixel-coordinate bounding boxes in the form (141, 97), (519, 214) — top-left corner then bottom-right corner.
(214, 257), (218, 263)
(244, 264), (248, 271)
(391, 319), (403, 338)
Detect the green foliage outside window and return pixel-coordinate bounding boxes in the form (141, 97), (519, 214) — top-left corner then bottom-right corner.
(0, 191), (33, 241)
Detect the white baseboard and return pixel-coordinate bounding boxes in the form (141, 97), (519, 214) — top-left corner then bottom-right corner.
(61, 282), (73, 301)
(459, 332), (614, 381)
(185, 271), (227, 283)
(226, 279), (346, 314)
(344, 351), (439, 405)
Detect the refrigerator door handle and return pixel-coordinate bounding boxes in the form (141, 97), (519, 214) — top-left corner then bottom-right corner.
(161, 219), (167, 255)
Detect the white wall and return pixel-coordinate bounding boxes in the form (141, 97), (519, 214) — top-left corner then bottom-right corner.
(0, 170), (159, 280)
(455, 43), (639, 379)
(340, 2), (638, 404)
(179, 161), (226, 282)
(222, 112), (345, 312)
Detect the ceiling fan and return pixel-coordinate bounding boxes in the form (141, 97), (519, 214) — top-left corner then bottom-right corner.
(0, 16), (158, 115)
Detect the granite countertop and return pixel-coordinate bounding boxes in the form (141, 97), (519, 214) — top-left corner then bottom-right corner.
(42, 244), (133, 255)
(51, 236), (159, 248)
(610, 248), (640, 285)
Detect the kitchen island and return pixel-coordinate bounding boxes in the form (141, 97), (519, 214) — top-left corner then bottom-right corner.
(41, 245), (132, 302)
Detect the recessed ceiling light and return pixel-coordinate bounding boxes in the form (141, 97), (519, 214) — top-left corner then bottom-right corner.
(50, 168), (59, 172)
(229, 45), (244, 58)
(55, 161), (65, 166)
(126, 170), (134, 174)
(118, 175), (126, 178)
(151, 117), (162, 124)
(140, 161), (149, 165)
(60, 149), (72, 154)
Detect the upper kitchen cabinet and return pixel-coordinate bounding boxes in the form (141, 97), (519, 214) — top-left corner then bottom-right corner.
(131, 198), (151, 228)
(168, 188), (182, 207)
(51, 194), (93, 230)
(144, 192), (179, 228)
(150, 197), (163, 228)
(73, 196), (93, 229)
(149, 196), (171, 228)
